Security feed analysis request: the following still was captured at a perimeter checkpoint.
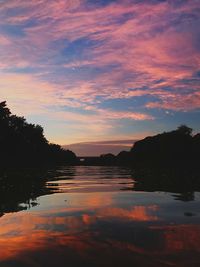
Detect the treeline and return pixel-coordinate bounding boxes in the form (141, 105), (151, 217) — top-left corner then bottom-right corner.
(85, 125), (200, 167)
(129, 125), (200, 167)
(0, 101), (77, 168)
(1, 101), (199, 169)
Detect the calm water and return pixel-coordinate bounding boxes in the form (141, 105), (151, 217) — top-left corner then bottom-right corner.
(0, 166), (200, 267)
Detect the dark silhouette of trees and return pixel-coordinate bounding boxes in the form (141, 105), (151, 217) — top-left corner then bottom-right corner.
(193, 133), (200, 165)
(3, 100), (198, 171)
(129, 125), (197, 167)
(114, 125), (200, 190)
(116, 151), (131, 165)
(79, 125), (199, 169)
(176, 124), (193, 135)
(99, 153), (116, 165)
(0, 101), (77, 168)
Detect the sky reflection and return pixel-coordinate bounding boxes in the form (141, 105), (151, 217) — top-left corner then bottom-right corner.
(0, 189), (200, 267)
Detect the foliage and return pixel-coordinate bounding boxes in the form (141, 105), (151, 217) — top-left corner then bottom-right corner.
(80, 125), (199, 168)
(129, 125), (199, 167)
(0, 101), (77, 168)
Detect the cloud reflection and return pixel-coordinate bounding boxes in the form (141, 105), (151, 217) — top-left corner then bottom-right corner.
(0, 193), (199, 267)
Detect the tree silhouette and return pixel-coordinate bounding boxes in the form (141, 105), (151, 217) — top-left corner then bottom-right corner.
(127, 125), (198, 167)
(0, 101), (77, 168)
(176, 125), (193, 135)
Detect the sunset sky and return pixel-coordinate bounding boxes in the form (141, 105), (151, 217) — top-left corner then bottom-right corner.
(0, 0), (200, 155)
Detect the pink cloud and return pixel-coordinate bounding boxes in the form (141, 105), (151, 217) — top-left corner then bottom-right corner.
(1, 1), (200, 97)
(146, 91), (200, 111)
(0, 0), (200, 143)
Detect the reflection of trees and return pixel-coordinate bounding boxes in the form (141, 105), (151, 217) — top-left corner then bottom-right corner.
(0, 169), (52, 216)
(172, 192), (195, 202)
(132, 167), (200, 201)
(0, 167), (77, 217)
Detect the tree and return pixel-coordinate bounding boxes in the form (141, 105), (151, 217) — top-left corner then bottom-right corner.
(176, 125), (193, 136)
(128, 125), (196, 167)
(0, 101), (10, 120)
(0, 101), (77, 168)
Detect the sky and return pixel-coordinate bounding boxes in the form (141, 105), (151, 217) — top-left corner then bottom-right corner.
(0, 0), (200, 155)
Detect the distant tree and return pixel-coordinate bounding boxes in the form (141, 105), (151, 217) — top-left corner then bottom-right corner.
(100, 153), (116, 165)
(117, 151), (131, 165)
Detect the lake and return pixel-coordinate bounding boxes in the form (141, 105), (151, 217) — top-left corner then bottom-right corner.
(0, 166), (200, 267)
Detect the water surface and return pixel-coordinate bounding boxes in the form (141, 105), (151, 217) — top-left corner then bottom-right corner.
(0, 166), (200, 267)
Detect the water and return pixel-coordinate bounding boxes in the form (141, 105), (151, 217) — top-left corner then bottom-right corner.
(0, 166), (200, 267)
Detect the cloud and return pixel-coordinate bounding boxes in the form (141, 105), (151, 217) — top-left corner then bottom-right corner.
(0, 0), (200, 143)
(64, 139), (136, 156)
(0, 73), (153, 144)
(146, 91), (200, 111)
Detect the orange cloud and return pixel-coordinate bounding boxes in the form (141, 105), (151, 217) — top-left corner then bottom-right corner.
(0, 203), (158, 262)
(96, 205), (158, 222)
(0, 201), (199, 267)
